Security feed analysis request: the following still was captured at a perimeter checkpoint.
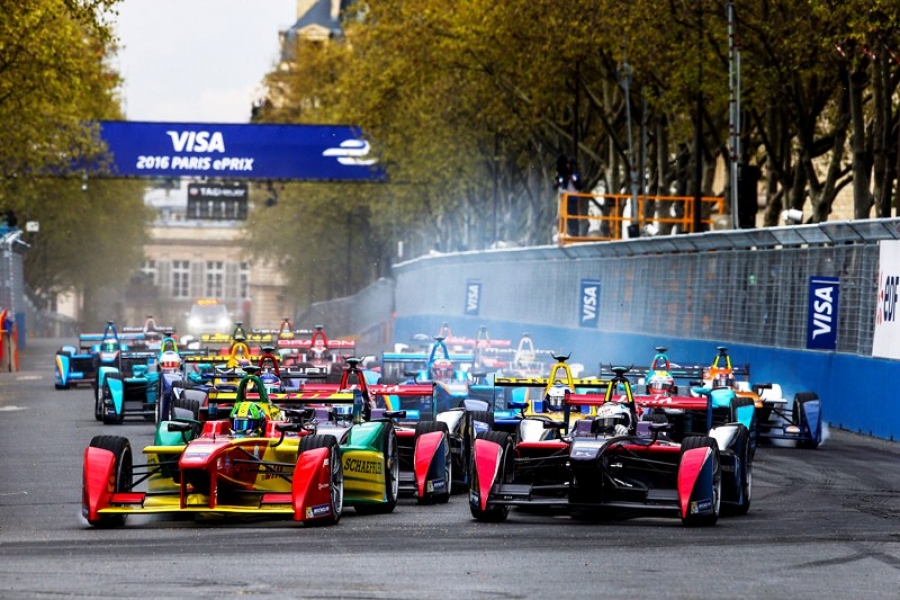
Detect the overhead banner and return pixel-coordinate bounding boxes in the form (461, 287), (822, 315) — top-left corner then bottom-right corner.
(465, 279), (482, 316)
(96, 121), (385, 181)
(807, 276), (839, 350)
(873, 240), (900, 359)
(579, 279), (600, 328)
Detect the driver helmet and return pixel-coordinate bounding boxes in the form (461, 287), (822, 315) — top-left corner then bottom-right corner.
(431, 359), (454, 382)
(594, 402), (632, 437)
(544, 385), (568, 411)
(647, 373), (675, 395)
(308, 346), (332, 365)
(101, 339), (118, 353)
(230, 401), (265, 437)
(712, 372), (735, 389)
(160, 350), (182, 372)
(260, 372), (280, 394)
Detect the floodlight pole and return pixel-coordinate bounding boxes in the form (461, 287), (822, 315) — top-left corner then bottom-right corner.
(618, 61), (639, 232)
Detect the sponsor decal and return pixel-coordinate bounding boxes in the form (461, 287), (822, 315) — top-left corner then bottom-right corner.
(465, 279), (482, 316)
(97, 121), (384, 181)
(807, 276), (839, 350)
(311, 504), (332, 517)
(318, 483), (330, 491)
(873, 241), (900, 359)
(263, 465), (286, 480)
(579, 279), (600, 328)
(469, 491), (480, 504)
(426, 481), (434, 494)
(344, 457), (383, 475)
(690, 499), (712, 514)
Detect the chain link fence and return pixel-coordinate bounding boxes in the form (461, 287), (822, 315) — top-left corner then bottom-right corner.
(308, 219), (900, 359)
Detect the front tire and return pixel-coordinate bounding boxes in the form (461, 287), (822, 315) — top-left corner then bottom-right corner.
(414, 421), (451, 504)
(794, 392), (822, 449)
(469, 431), (514, 522)
(300, 435), (343, 526)
(680, 435), (721, 527)
(85, 435), (132, 528)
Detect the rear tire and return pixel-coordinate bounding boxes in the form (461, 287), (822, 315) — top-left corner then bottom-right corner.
(722, 426), (752, 516)
(679, 435), (721, 527)
(100, 378), (123, 425)
(300, 435), (343, 526)
(354, 424), (399, 515)
(85, 435), (132, 528)
(172, 396), (201, 421)
(469, 431), (514, 522)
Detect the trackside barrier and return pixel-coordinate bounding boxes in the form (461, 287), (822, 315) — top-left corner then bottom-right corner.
(301, 218), (900, 440)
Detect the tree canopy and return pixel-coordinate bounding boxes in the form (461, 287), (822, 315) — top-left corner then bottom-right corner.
(0, 0), (149, 322)
(249, 0), (900, 306)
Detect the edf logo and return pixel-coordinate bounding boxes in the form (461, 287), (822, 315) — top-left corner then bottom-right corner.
(465, 279), (481, 316)
(807, 276), (839, 350)
(579, 279), (600, 328)
(879, 273), (899, 324)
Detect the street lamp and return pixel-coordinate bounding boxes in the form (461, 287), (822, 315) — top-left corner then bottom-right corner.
(618, 61), (639, 236)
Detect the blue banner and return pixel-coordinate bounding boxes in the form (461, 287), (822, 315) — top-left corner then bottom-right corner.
(807, 276), (839, 350)
(579, 279), (600, 328)
(465, 279), (482, 316)
(96, 121), (384, 181)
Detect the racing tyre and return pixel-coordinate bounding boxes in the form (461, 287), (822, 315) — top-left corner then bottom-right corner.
(722, 425), (752, 516)
(300, 435), (343, 526)
(679, 435), (721, 527)
(172, 396), (201, 421)
(794, 392), (822, 449)
(414, 421), (452, 504)
(100, 377), (123, 425)
(464, 410), (494, 461)
(730, 395), (758, 458)
(85, 435), (132, 528)
(93, 381), (102, 421)
(355, 424), (399, 515)
(469, 431), (514, 522)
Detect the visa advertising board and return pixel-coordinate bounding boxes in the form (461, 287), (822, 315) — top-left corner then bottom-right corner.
(97, 121), (385, 181)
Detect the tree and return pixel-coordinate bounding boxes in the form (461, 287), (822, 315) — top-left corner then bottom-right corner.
(0, 0), (150, 324)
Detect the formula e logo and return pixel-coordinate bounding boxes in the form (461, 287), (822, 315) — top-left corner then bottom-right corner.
(322, 139), (377, 166)
(166, 130), (226, 153)
(878, 273), (899, 324)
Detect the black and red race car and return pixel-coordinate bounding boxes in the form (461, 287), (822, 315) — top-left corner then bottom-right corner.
(468, 367), (752, 525)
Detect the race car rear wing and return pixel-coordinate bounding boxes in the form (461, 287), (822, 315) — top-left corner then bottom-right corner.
(493, 376), (609, 389)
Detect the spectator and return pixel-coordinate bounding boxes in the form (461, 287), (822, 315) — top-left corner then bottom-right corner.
(555, 155), (583, 237)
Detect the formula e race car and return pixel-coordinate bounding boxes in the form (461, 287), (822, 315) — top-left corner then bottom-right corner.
(292, 358), (464, 506)
(468, 367), (752, 525)
(276, 325), (356, 382)
(619, 347), (759, 453)
(82, 375), (351, 528)
(55, 321), (144, 390)
(491, 353), (608, 439)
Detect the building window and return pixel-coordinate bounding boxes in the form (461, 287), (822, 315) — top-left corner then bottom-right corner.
(140, 260), (157, 286)
(172, 260), (190, 298)
(239, 262), (250, 299)
(206, 261), (225, 298)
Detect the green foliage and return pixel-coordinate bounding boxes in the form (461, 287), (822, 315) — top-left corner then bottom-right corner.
(250, 0), (900, 303)
(0, 0), (149, 319)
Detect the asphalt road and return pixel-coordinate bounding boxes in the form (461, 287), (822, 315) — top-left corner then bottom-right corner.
(1, 339), (899, 599)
